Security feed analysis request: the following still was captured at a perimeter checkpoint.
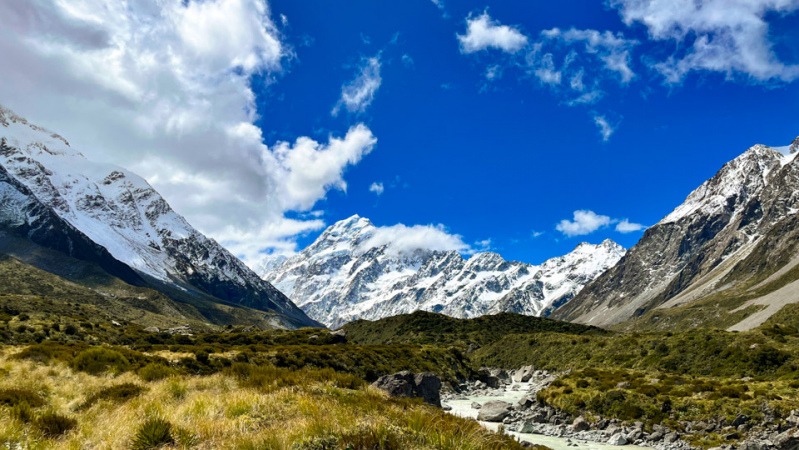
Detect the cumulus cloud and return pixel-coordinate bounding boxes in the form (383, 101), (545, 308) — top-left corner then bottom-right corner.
(369, 182), (385, 196)
(556, 210), (613, 237)
(616, 219), (646, 233)
(557, 210), (645, 237)
(611, 0), (799, 82)
(332, 55), (382, 116)
(593, 115), (618, 141)
(457, 11), (529, 54)
(359, 223), (472, 257)
(0, 0), (377, 267)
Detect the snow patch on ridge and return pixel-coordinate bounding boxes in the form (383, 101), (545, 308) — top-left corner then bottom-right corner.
(260, 215), (626, 328)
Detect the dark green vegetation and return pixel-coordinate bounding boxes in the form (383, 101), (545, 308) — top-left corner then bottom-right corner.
(0, 228), (311, 331)
(343, 310), (608, 347)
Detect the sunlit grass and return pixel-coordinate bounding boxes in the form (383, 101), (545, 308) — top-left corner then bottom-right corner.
(0, 346), (528, 449)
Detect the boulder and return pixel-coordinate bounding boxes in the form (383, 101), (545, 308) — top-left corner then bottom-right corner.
(476, 401), (513, 422)
(774, 428), (799, 450)
(664, 432), (679, 444)
(572, 416), (590, 432)
(608, 434), (628, 446)
(143, 326), (160, 333)
(512, 365), (535, 383)
(518, 396), (535, 408)
(413, 373), (442, 407)
(471, 402), (482, 409)
(371, 371), (442, 407)
(732, 414), (751, 427)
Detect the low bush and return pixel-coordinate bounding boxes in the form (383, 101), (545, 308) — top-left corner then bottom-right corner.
(138, 363), (176, 382)
(82, 383), (146, 409)
(72, 348), (130, 375)
(0, 388), (46, 408)
(35, 411), (77, 438)
(131, 417), (174, 450)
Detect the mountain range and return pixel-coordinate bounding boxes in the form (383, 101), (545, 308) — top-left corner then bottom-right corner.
(259, 215), (625, 328)
(0, 105), (320, 329)
(4, 102), (799, 334)
(554, 137), (799, 331)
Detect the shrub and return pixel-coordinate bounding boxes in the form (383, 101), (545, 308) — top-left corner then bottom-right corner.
(138, 363), (176, 382)
(0, 388), (46, 408)
(35, 411), (77, 438)
(72, 348), (130, 375)
(82, 383), (146, 409)
(132, 418), (174, 450)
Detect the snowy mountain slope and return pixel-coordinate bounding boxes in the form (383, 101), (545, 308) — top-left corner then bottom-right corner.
(259, 215), (625, 328)
(553, 138), (799, 329)
(0, 105), (320, 329)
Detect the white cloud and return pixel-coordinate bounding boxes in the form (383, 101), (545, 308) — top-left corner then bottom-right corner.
(332, 55), (382, 116)
(0, 0), (377, 268)
(369, 182), (385, 196)
(566, 90), (605, 106)
(557, 210), (645, 237)
(611, 0), (799, 82)
(402, 54), (414, 68)
(593, 115), (618, 141)
(531, 230), (545, 238)
(616, 219), (646, 233)
(431, 0), (445, 11)
(473, 239), (493, 253)
(543, 28), (638, 83)
(533, 52), (562, 85)
(457, 11), (529, 54)
(359, 223), (472, 257)
(556, 210), (612, 237)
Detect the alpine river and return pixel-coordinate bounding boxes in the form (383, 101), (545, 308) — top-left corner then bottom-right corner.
(444, 382), (655, 450)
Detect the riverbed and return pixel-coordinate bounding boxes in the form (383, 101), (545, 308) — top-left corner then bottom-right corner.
(444, 382), (655, 450)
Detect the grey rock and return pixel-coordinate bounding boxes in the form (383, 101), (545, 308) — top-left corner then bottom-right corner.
(608, 434), (628, 446)
(143, 326), (160, 333)
(471, 402), (482, 409)
(774, 428), (799, 450)
(664, 432), (679, 443)
(733, 415), (751, 427)
(572, 417), (590, 432)
(371, 371), (442, 407)
(476, 401), (513, 422)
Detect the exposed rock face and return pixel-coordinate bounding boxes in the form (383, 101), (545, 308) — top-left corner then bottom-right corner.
(261, 215), (624, 328)
(476, 400), (513, 422)
(371, 371), (442, 407)
(0, 105), (319, 329)
(554, 140), (799, 329)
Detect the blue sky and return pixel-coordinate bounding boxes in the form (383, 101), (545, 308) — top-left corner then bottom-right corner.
(1, 0), (798, 266)
(258, 0), (799, 263)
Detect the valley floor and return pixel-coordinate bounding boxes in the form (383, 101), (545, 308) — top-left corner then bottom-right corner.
(0, 345), (528, 449)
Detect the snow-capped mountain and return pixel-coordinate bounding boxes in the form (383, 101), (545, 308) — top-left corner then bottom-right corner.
(554, 138), (799, 330)
(0, 105), (319, 329)
(259, 215), (625, 328)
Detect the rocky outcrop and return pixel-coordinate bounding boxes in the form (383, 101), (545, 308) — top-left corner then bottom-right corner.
(554, 140), (799, 329)
(261, 215), (624, 328)
(371, 371), (442, 407)
(476, 401), (512, 422)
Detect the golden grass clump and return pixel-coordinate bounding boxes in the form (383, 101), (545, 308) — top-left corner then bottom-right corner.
(0, 346), (527, 449)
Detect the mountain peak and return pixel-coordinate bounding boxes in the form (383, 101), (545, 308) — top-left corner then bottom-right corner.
(791, 136), (799, 154)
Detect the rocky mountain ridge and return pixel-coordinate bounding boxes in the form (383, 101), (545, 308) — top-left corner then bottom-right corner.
(553, 137), (799, 330)
(0, 105), (319, 329)
(260, 215), (625, 328)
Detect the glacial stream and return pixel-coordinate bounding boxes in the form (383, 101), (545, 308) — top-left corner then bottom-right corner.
(443, 382), (655, 450)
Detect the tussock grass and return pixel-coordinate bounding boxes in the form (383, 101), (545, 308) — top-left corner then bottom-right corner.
(0, 347), (526, 449)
